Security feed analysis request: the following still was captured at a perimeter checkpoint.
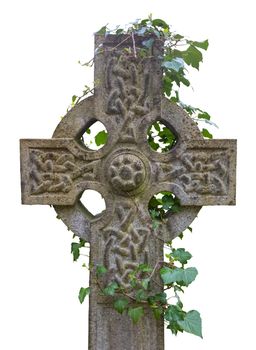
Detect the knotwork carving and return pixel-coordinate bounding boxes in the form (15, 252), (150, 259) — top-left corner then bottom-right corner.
(102, 200), (150, 289)
(105, 53), (152, 144)
(158, 149), (229, 195)
(106, 54), (151, 118)
(29, 149), (99, 195)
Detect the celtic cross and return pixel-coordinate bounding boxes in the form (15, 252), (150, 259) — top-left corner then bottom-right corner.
(20, 34), (237, 350)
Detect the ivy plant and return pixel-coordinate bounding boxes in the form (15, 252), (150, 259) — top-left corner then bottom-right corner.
(68, 15), (216, 339)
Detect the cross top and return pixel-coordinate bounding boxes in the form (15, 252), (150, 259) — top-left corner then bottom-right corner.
(20, 34), (236, 350)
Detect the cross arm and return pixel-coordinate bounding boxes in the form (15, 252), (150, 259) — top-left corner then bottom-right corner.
(155, 139), (237, 206)
(20, 138), (102, 205)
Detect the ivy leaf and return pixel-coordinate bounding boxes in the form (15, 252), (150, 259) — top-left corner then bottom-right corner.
(178, 310), (203, 338)
(183, 45), (203, 70)
(162, 58), (184, 72)
(103, 282), (119, 296)
(95, 130), (108, 146)
(96, 25), (107, 35)
(71, 242), (80, 261)
(191, 39), (209, 50)
(128, 306), (144, 324)
(96, 265), (107, 277)
(135, 289), (148, 301)
(152, 307), (163, 319)
(152, 18), (169, 29)
(78, 287), (90, 304)
(173, 34), (184, 40)
(198, 111), (211, 120)
(153, 121), (160, 132)
(72, 95), (77, 104)
(169, 202), (181, 213)
(165, 304), (185, 335)
(160, 267), (198, 286)
(165, 304), (185, 323)
(114, 298), (129, 314)
(153, 292), (167, 304)
(141, 278), (150, 290)
(178, 232), (184, 240)
(201, 128), (213, 139)
(160, 267), (183, 284)
(171, 248), (192, 265)
(163, 76), (173, 96)
(137, 264), (152, 273)
(162, 194), (175, 210)
(178, 267), (198, 287)
(148, 139), (159, 151)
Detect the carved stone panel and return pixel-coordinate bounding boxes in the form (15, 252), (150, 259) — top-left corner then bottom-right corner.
(20, 139), (102, 205)
(156, 139), (237, 206)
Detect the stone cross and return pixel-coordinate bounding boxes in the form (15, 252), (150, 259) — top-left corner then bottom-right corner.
(20, 34), (237, 350)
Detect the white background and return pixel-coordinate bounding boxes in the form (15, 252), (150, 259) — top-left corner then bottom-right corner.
(0, 0), (255, 349)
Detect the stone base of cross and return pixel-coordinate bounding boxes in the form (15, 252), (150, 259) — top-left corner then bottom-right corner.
(20, 34), (236, 349)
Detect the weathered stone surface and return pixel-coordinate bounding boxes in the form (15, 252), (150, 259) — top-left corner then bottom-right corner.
(20, 33), (237, 350)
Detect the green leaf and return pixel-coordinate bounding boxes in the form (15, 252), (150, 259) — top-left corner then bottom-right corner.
(162, 58), (184, 72)
(135, 289), (148, 301)
(160, 267), (198, 286)
(137, 264), (152, 273)
(152, 18), (169, 29)
(96, 25), (107, 35)
(178, 267), (198, 287)
(192, 39), (209, 50)
(153, 121), (160, 132)
(173, 34), (184, 40)
(78, 287), (90, 304)
(85, 128), (91, 134)
(72, 95), (77, 104)
(71, 242), (80, 261)
(201, 128), (213, 139)
(178, 310), (203, 338)
(128, 306), (144, 324)
(183, 45), (203, 70)
(162, 194), (175, 210)
(96, 265), (107, 276)
(165, 304), (185, 323)
(95, 130), (108, 146)
(153, 292), (167, 304)
(160, 267), (183, 284)
(198, 112), (211, 120)
(171, 248), (192, 265)
(178, 232), (184, 240)
(141, 278), (150, 290)
(152, 307), (163, 319)
(103, 282), (119, 296)
(165, 304), (185, 335)
(169, 203), (181, 213)
(114, 298), (129, 314)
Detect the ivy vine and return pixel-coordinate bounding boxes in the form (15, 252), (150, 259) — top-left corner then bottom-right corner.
(68, 15), (216, 339)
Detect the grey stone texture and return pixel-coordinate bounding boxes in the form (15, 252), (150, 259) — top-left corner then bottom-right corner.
(20, 34), (237, 350)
